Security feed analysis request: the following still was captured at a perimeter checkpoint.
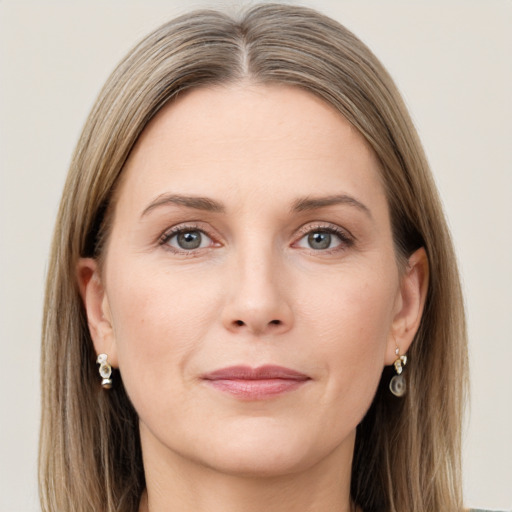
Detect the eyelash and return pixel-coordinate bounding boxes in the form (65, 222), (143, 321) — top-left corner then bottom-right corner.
(159, 223), (218, 255)
(293, 223), (355, 253)
(158, 222), (354, 255)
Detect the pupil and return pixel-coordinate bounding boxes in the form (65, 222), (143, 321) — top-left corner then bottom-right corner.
(308, 232), (331, 250)
(177, 231), (202, 249)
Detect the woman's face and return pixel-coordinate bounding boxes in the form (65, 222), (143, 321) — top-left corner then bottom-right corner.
(82, 84), (425, 478)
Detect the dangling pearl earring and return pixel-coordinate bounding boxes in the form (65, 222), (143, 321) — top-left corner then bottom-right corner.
(97, 353), (113, 389)
(389, 346), (407, 397)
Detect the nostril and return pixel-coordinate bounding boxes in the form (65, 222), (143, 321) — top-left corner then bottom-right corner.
(234, 320), (245, 326)
(270, 319), (281, 325)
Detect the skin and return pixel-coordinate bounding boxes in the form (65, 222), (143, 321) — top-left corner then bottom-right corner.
(79, 84), (428, 512)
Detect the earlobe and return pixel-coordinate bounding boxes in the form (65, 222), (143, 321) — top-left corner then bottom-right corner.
(77, 258), (118, 367)
(385, 247), (429, 364)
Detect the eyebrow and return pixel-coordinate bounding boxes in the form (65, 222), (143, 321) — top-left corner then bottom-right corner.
(141, 194), (225, 217)
(291, 194), (372, 218)
(141, 192), (371, 218)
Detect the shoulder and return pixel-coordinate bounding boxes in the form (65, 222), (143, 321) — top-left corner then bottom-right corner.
(469, 509), (511, 512)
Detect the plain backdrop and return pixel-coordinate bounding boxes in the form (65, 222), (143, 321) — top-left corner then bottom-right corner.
(0, 1), (511, 510)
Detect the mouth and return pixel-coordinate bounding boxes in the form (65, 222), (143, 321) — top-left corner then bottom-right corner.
(201, 365), (311, 400)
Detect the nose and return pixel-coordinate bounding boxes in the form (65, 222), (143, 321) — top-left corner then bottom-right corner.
(221, 248), (294, 337)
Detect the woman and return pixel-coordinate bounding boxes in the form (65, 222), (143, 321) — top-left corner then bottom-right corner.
(39, 4), (477, 511)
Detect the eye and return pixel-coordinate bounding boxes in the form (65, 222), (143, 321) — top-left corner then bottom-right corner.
(161, 228), (214, 252)
(294, 226), (352, 251)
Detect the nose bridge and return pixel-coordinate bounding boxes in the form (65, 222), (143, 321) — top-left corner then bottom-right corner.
(222, 235), (293, 336)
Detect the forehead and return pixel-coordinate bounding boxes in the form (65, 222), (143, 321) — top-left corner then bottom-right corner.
(117, 83), (385, 214)
(132, 83), (374, 159)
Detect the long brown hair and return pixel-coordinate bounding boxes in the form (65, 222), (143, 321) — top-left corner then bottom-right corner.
(39, 4), (468, 511)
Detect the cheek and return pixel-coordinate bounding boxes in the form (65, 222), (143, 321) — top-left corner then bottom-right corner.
(302, 265), (396, 342)
(105, 262), (223, 404)
(298, 267), (397, 396)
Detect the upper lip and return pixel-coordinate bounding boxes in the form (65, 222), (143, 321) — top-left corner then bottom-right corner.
(202, 365), (310, 381)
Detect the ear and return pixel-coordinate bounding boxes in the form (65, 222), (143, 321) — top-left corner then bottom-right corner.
(385, 247), (429, 365)
(77, 258), (118, 367)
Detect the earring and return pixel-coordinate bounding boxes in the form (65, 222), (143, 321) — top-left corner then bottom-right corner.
(389, 346), (407, 397)
(96, 353), (113, 389)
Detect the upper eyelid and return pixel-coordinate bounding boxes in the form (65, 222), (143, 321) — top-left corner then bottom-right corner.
(160, 222), (213, 239)
(294, 222), (354, 240)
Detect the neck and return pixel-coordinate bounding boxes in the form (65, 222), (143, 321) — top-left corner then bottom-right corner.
(138, 428), (357, 512)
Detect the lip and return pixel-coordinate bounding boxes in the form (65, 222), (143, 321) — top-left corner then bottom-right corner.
(202, 365), (311, 400)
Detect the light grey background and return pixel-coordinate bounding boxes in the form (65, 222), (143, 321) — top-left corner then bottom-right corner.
(1, 1), (511, 510)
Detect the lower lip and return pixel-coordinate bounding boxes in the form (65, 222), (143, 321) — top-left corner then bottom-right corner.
(204, 378), (308, 400)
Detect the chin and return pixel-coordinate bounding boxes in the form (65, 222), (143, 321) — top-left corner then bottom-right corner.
(202, 445), (314, 478)
(182, 419), (349, 478)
